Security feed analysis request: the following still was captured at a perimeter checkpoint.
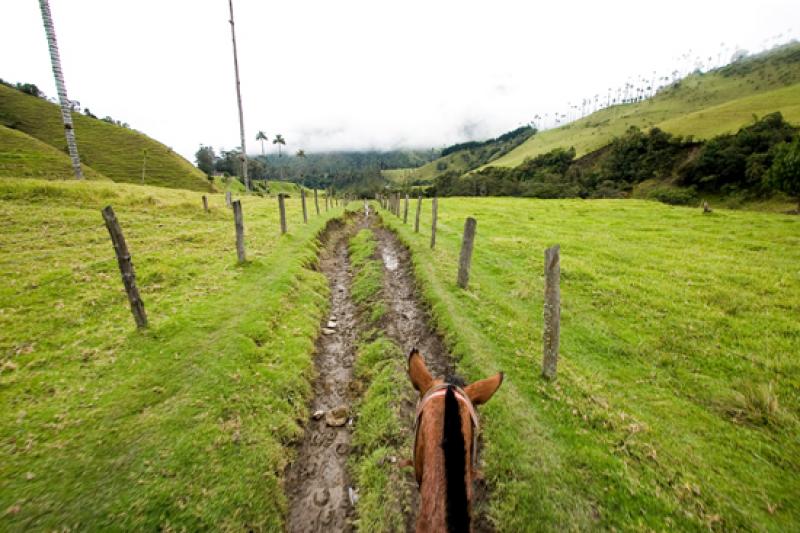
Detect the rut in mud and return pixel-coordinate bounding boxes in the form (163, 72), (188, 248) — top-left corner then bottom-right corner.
(372, 222), (493, 533)
(285, 218), (361, 532)
(285, 211), (492, 532)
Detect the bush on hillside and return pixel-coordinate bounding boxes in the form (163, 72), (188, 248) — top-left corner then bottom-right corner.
(680, 112), (798, 192)
(646, 186), (698, 205)
(765, 137), (800, 210)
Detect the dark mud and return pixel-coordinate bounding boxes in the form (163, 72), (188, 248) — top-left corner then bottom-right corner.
(285, 220), (360, 533)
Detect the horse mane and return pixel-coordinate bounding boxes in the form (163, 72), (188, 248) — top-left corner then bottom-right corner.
(442, 385), (470, 532)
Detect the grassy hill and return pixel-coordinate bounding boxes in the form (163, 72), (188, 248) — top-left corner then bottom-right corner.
(0, 85), (211, 192)
(487, 43), (800, 170)
(381, 197), (800, 530)
(0, 125), (107, 181)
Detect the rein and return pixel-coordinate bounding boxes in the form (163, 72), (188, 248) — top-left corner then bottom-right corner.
(413, 383), (480, 484)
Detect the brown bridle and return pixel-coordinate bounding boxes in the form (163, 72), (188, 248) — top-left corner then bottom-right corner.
(413, 383), (480, 485)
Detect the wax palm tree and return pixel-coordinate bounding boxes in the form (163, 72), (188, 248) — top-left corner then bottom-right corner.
(296, 149), (306, 184)
(273, 134), (286, 180)
(227, 0), (249, 190)
(38, 0), (82, 179)
(256, 131), (268, 156)
(273, 134), (286, 156)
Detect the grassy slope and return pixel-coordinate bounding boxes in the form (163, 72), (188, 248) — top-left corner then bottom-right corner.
(0, 125), (107, 181)
(0, 86), (211, 192)
(0, 178), (344, 530)
(489, 45), (800, 169)
(657, 83), (800, 139)
(381, 197), (799, 531)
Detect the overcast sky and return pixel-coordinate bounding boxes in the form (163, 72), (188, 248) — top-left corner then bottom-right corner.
(2, 1), (798, 162)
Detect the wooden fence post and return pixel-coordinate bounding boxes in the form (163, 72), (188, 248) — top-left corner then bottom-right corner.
(301, 189), (308, 223)
(403, 193), (409, 224)
(232, 200), (246, 262)
(278, 194), (287, 234)
(102, 206), (148, 328)
(542, 245), (560, 380)
(457, 217), (477, 289)
(430, 196), (438, 249)
(314, 188), (320, 215)
(414, 193), (422, 233)
(202, 195), (209, 213)
(225, 191), (232, 207)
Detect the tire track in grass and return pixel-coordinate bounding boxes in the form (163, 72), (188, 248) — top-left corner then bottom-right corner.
(285, 216), (362, 532)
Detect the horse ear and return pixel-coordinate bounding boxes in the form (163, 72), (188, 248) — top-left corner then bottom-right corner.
(408, 348), (433, 394)
(464, 372), (503, 406)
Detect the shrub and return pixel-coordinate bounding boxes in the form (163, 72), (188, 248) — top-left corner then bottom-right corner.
(646, 186), (698, 205)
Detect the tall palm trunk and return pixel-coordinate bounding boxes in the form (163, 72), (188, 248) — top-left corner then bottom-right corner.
(38, 0), (82, 179)
(228, 0), (249, 191)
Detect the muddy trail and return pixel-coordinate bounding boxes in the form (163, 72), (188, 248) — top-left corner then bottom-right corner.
(285, 218), (361, 532)
(285, 211), (492, 532)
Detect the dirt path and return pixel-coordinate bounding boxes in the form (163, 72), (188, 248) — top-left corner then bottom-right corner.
(285, 219), (360, 532)
(285, 212), (492, 532)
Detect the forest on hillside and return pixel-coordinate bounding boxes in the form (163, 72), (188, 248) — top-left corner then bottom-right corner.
(431, 113), (800, 209)
(195, 146), (439, 191)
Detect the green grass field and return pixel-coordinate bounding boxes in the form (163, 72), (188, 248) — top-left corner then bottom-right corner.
(0, 178), (343, 530)
(380, 197), (799, 531)
(0, 86), (211, 191)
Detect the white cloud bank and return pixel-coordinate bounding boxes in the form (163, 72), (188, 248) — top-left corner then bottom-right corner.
(2, 0), (797, 162)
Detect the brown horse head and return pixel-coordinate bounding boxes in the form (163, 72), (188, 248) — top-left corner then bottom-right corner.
(408, 348), (503, 533)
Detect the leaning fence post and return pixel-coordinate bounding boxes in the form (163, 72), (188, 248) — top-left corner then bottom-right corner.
(457, 217), (477, 289)
(542, 245), (560, 380)
(415, 193), (422, 233)
(403, 193), (409, 224)
(301, 189), (308, 223)
(325, 191), (329, 212)
(101, 206), (148, 329)
(314, 188), (320, 215)
(430, 196), (438, 249)
(278, 194), (287, 234)
(225, 191), (232, 207)
(232, 200), (246, 262)
(202, 195), (209, 213)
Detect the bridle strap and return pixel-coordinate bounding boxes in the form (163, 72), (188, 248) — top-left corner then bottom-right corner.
(413, 383), (480, 485)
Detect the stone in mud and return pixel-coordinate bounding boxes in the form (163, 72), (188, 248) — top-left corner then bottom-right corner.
(312, 409), (325, 420)
(322, 328), (335, 335)
(325, 405), (348, 427)
(326, 320), (337, 329)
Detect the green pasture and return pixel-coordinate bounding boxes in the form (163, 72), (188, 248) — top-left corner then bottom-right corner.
(0, 178), (343, 530)
(380, 196), (799, 531)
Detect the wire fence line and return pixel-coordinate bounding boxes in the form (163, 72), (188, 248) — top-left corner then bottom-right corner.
(0, 196), (334, 306)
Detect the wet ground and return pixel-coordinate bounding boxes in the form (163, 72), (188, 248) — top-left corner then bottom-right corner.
(284, 212), (491, 532)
